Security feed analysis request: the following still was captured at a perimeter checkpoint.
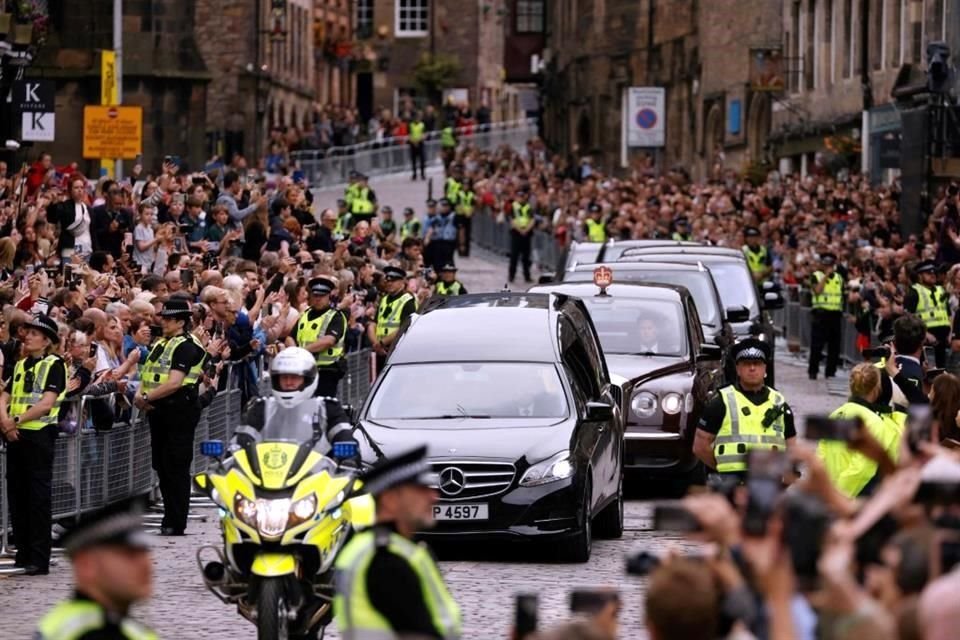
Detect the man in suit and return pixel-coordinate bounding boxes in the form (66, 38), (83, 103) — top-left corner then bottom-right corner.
(91, 183), (133, 259)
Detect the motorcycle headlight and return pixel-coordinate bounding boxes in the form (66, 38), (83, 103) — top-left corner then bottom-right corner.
(661, 392), (683, 415)
(234, 494), (258, 528)
(519, 451), (574, 487)
(288, 495), (318, 528)
(631, 391), (657, 418)
(255, 498), (292, 538)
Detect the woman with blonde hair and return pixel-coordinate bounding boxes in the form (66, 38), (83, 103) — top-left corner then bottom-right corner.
(817, 362), (902, 497)
(0, 237), (15, 277)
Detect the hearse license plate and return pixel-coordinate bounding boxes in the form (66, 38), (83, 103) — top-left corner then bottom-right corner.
(433, 504), (488, 520)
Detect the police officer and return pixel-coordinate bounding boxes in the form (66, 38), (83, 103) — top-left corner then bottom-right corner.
(742, 227), (772, 284)
(422, 199), (439, 269)
(36, 503), (157, 639)
(434, 264), (467, 297)
(809, 252), (845, 380)
(344, 171), (360, 212)
(426, 198), (458, 273)
(584, 202), (607, 243)
(409, 111), (427, 181)
(334, 445), (462, 640)
(369, 266), (417, 373)
(456, 178), (476, 257)
(445, 163), (464, 205)
(334, 198), (351, 238)
(350, 174), (377, 228)
(440, 124), (457, 170)
(135, 299), (206, 536)
(290, 277), (346, 398)
(0, 314), (67, 575)
(508, 188), (535, 284)
(693, 339), (796, 479)
(905, 259), (950, 368)
(401, 206), (422, 241)
(672, 217), (693, 241)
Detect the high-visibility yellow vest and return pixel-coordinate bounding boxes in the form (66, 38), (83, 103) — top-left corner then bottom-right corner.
(139, 334), (205, 395)
(912, 284), (950, 328)
(511, 202), (532, 231)
(817, 401), (902, 497)
(10, 355), (67, 431)
(586, 218), (606, 243)
(401, 219), (421, 239)
(811, 271), (844, 311)
(409, 121), (426, 144)
(440, 127), (456, 149)
(457, 191), (476, 217)
(334, 529), (462, 640)
(435, 281), (463, 296)
(345, 183), (360, 208)
(295, 308), (345, 367)
(37, 598), (158, 640)
(714, 385), (787, 473)
(672, 232), (692, 241)
(352, 187), (375, 215)
(743, 245), (769, 277)
(376, 292), (416, 340)
(445, 178), (462, 205)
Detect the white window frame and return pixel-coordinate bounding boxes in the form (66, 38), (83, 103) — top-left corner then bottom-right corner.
(395, 0), (429, 38)
(356, 0), (374, 36)
(516, 0), (546, 34)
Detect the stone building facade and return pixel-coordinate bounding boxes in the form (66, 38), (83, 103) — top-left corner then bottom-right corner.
(313, 0), (354, 107)
(543, 0), (782, 179)
(353, 0), (506, 121)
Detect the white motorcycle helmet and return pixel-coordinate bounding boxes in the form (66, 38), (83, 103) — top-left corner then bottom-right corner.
(270, 347), (317, 408)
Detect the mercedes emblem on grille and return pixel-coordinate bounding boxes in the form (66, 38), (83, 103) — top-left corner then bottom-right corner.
(438, 467), (466, 496)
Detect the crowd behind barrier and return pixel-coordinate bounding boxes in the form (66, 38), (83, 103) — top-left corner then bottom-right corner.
(291, 118), (539, 188)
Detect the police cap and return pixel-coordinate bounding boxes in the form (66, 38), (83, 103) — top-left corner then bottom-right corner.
(820, 253), (837, 266)
(439, 198), (451, 207)
(676, 216), (689, 226)
(159, 298), (192, 318)
(383, 265), (407, 281)
(426, 199), (437, 207)
(308, 277), (336, 296)
(336, 199), (347, 208)
(588, 202), (602, 213)
(915, 259), (937, 275)
(381, 205), (393, 214)
(439, 263), (457, 272)
(744, 227), (761, 238)
(62, 502), (151, 558)
(24, 313), (60, 344)
(362, 445), (436, 497)
(731, 338), (770, 364)
(348, 170), (359, 179)
(403, 207), (415, 216)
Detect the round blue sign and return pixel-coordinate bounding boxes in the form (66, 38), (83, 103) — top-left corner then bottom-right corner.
(635, 108), (658, 129)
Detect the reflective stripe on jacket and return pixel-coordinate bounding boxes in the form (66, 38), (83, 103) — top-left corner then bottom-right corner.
(713, 385), (786, 473)
(10, 355), (67, 430)
(296, 309), (345, 367)
(376, 293), (416, 340)
(139, 334), (205, 395)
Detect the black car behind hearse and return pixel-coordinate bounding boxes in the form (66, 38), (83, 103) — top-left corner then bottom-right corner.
(356, 292), (624, 562)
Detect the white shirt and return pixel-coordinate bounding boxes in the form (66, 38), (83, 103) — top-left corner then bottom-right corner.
(67, 201), (92, 254)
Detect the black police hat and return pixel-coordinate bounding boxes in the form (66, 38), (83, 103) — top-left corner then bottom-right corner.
(381, 205), (394, 214)
(383, 265), (407, 280)
(731, 338), (770, 364)
(308, 277), (336, 296)
(426, 199), (437, 207)
(820, 253), (837, 266)
(348, 170), (359, 179)
(403, 207), (415, 216)
(517, 187), (530, 196)
(915, 259), (937, 275)
(362, 445), (436, 497)
(62, 502), (151, 557)
(159, 298), (192, 318)
(336, 199), (347, 207)
(439, 263), (457, 272)
(439, 198), (451, 207)
(25, 313), (59, 344)
(744, 227), (761, 238)
(588, 202), (602, 213)
(676, 216), (689, 226)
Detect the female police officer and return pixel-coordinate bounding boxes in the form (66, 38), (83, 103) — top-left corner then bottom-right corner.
(0, 313), (67, 575)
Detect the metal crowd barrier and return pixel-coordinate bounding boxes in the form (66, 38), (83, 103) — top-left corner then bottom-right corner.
(257, 349), (375, 411)
(291, 119), (538, 188)
(472, 208), (562, 273)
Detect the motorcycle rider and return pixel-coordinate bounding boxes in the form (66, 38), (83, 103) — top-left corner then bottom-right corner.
(242, 346), (356, 450)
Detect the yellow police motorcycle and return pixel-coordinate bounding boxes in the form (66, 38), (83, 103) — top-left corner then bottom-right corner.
(193, 427), (374, 640)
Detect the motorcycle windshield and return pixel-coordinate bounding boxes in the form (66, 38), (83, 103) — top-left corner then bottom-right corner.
(261, 400), (323, 444)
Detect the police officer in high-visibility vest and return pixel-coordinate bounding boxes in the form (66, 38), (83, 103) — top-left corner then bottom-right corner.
(816, 363), (901, 498)
(509, 188), (536, 284)
(409, 111), (427, 181)
(440, 124), (457, 170)
(809, 252), (845, 380)
(36, 503), (157, 639)
(434, 263), (467, 297)
(584, 202), (607, 243)
(135, 299), (207, 536)
(693, 339), (796, 479)
(742, 227), (772, 284)
(401, 206), (422, 240)
(291, 277), (347, 398)
(905, 259), (951, 368)
(445, 163), (464, 205)
(369, 266), (418, 373)
(672, 216), (693, 241)
(344, 171), (360, 212)
(334, 445), (462, 640)
(456, 178), (476, 256)
(334, 198), (351, 238)
(350, 173), (377, 228)
(0, 314), (67, 575)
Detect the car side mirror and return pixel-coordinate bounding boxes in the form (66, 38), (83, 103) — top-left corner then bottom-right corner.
(762, 291), (784, 310)
(697, 343), (723, 361)
(538, 273), (555, 284)
(585, 401), (614, 422)
(725, 306), (751, 323)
